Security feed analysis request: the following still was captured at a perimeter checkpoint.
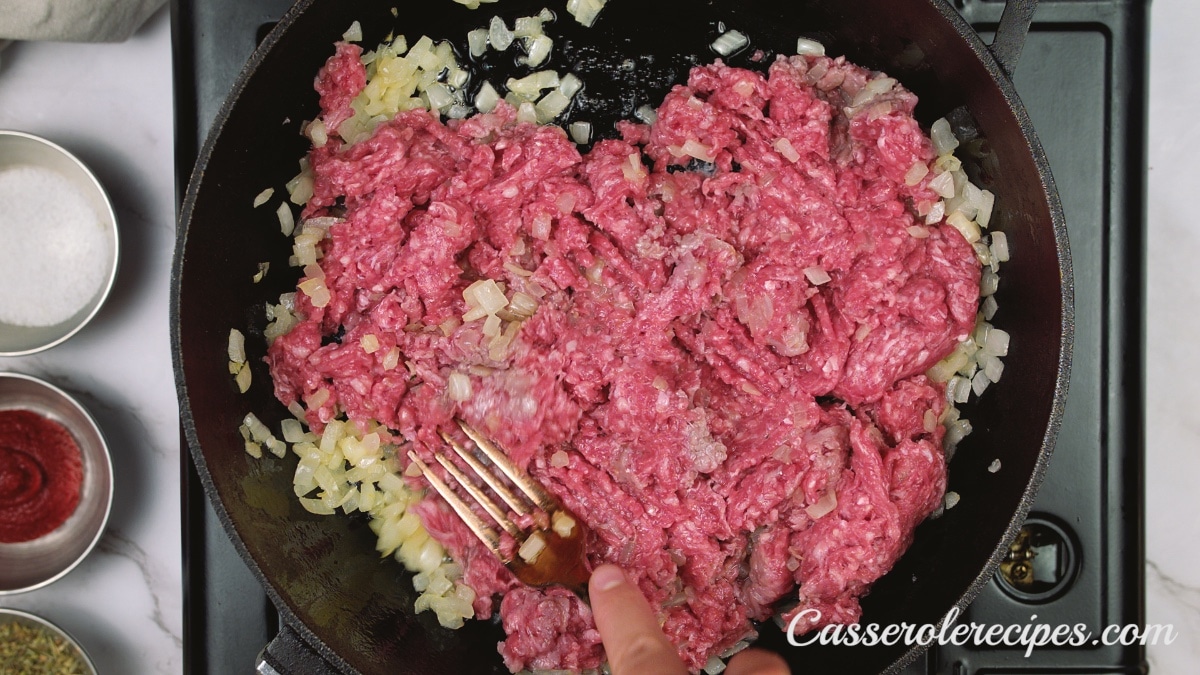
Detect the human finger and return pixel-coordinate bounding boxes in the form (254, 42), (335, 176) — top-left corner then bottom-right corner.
(589, 564), (687, 675)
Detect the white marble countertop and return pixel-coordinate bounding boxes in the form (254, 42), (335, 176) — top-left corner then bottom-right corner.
(0, 7), (181, 674)
(0, 2), (1195, 674)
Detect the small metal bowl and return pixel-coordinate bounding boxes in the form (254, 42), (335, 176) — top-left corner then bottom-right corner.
(0, 130), (119, 356)
(0, 607), (98, 674)
(0, 372), (113, 595)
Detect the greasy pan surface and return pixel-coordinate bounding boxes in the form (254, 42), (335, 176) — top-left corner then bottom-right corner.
(171, 0), (1072, 672)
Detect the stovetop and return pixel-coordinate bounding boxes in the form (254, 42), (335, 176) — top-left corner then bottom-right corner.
(172, 1), (1149, 672)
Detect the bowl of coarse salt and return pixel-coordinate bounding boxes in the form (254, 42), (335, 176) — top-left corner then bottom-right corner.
(0, 130), (119, 356)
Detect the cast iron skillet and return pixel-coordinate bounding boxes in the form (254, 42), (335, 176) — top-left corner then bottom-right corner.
(171, 0), (1072, 672)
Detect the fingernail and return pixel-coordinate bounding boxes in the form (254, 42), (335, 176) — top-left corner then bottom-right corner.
(591, 564), (626, 592)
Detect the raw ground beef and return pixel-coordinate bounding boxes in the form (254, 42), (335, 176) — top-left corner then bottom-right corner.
(268, 47), (978, 672)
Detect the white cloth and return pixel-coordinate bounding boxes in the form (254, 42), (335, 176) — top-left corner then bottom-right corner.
(0, 0), (164, 42)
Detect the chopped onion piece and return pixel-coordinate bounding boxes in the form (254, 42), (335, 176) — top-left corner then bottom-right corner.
(566, 0), (607, 27)
(342, 21), (362, 42)
(522, 34), (553, 67)
(711, 30), (749, 56)
(980, 268), (1000, 297)
(929, 172), (955, 199)
(795, 37), (826, 56)
(982, 295), (999, 321)
(569, 120), (592, 144)
(907, 225), (930, 239)
(253, 187), (274, 207)
(488, 15), (515, 51)
(931, 117), (959, 156)
(944, 491), (961, 509)
(681, 139), (716, 162)
(904, 161), (929, 186)
(977, 189), (996, 228)
(773, 137), (801, 163)
(475, 81), (500, 113)
(550, 450), (570, 468)
(988, 459), (1002, 473)
(634, 104), (657, 125)
(946, 211), (981, 243)
(558, 72), (583, 98)
(803, 266), (831, 285)
(971, 369), (990, 396)
(535, 90), (571, 123)
(276, 202), (296, 236)
(982, 327), (1010, 357)
(424, 82), (454, 110)
(518, 532), (547, 562)
(467, 28), (488, 57)
(513, 16), (543, 38)
(360, 334), (380, 353)
(551, 510), (576, 537)
(228, 328), (247, 363)
(517, 101), (538, 123)
(925, 200), (946, 225)
(508, 70), (560, 99)
(447, 371), (472, 402)
(805, 491), (838, 519)
(990, 230), (1010, 262)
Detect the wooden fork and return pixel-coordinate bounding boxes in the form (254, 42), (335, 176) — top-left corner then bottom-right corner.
(407, 419), (590, 596)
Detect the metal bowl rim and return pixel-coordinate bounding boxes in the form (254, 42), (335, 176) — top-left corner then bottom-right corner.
(0, 371), (115, 595)
(0, 129), (121, 357)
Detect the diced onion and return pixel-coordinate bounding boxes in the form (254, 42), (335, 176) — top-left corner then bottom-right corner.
(535, 90), (571, 123)
(475, 81), (500, 113)
(522, 34), (553, 67)
(803, 266), (831, 285)
(467, 28), (489, 57)
(905, 161), (929, 186)
(228, 328), (247, 363)
(276, 202), (296, 236)
(488, 15), (515, 51)
(977, 189), (996, 229)
(566, 0), (607, 27)
(342, 21), (362, 42)
(990, 230), (1010, 262)
(518, 532), (547, 562)
(569, 121), (592, 144)
(928, 172), (955, 199)
(447, 371), (472, 401)
(773, 137), (801, 163)
(931, 117), (959, 156)
(634, 104), (657, 125)
(946, 211), (981, 243)
(711, 30), (749, 57)
(253, 188), (274, 207)
(551, 510), (576, 537)
(805, 491), (838, 519)
(795, 37), (826, 56)
(980, 268), (1000, 297)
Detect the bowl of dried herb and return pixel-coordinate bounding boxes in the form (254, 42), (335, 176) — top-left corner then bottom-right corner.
(0, 608), (96, 674)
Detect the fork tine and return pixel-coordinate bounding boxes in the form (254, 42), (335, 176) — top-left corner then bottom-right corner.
(441, 431), (531, 518)
(457, 419), (558, 512)
(430, 451), (522, 539)
(407, 450), (503, 557)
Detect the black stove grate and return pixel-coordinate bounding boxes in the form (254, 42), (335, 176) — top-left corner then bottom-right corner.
(172, 1), (1148, 672)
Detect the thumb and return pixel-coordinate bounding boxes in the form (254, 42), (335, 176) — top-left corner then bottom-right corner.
(589, 564), (687, 675)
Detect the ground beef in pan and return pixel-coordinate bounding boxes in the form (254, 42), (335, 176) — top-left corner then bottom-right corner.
(268, 50), (978, 672)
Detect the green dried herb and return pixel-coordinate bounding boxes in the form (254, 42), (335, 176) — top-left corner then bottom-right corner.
(0, 621), (88, 675)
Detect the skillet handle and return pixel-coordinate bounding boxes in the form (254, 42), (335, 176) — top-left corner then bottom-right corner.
(256, 623), (343, 675)
(990, 0), (1038, 79)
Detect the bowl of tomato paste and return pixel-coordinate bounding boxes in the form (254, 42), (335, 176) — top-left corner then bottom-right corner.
(0, 372), (113, 594)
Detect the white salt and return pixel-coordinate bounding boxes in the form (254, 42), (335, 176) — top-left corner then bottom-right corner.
(0, 165), (111, 327)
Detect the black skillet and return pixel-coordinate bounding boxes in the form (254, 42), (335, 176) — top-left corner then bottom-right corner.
(171, 0), (1072, 672)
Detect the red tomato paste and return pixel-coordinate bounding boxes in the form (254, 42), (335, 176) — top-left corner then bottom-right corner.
(0, 410), (84, 543)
